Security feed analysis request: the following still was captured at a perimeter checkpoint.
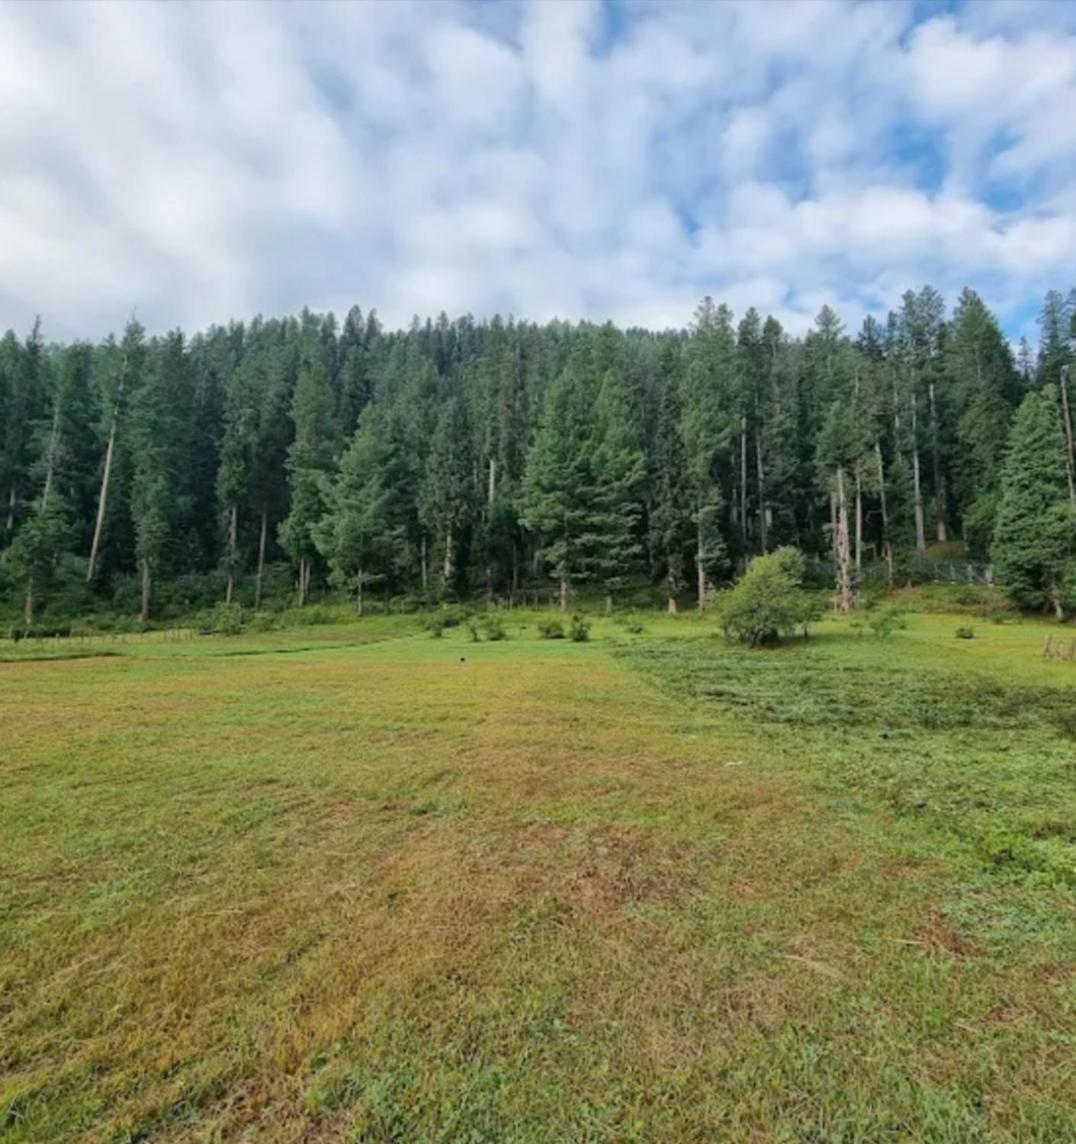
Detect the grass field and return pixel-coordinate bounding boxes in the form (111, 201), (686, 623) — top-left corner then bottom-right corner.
(1, 610), (1074, 1141)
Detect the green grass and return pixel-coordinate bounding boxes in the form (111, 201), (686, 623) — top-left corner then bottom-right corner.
(1, 609), (1074, 1141)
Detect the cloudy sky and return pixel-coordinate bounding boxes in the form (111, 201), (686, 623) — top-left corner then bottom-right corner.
(2, 0), (1075, 342)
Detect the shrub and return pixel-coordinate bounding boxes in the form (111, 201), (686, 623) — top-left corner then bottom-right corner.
(538, 619), (565, 639)
(720, 547), (823, 647)
(955, 626), (976, 640)
(428, 619), (445, 638)
(212, 602), (244, 636)
(482, 615), (507, 641)
(569, 614), (591, 642)
(862, 606), (907, 638)
(466, 618), (481, 642)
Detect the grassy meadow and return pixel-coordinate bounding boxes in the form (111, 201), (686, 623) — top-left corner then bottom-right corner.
(1, 606), (1074, 1141)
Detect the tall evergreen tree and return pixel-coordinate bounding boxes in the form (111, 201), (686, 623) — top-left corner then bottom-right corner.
(279, 364), (336, 606)
(992, 386), (1075, 617)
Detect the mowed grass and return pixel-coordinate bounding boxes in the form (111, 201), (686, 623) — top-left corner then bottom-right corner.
(1, 611), (1074, 1141)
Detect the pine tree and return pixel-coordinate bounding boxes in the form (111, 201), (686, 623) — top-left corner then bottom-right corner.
(992, 386), (1075, 617)
(520, 365), (595, 611)
(315, 407), (406, 614)
(648, 346), (693, 610)
(591, 370), (646, 608)
(419, 396), (473, 594)
(129, 332), (188, 622)
(279, 364), (336, 606)
(680, 298), (735, 610)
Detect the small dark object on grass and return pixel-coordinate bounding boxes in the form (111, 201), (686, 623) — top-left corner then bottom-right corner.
(459, 657), (466, 663)
(955, 626), (975, 640)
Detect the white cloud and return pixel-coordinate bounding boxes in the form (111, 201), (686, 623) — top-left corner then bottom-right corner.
(0, 0), (1074, 342)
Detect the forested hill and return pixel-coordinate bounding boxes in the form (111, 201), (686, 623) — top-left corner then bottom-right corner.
(2, 286), (1075, 624)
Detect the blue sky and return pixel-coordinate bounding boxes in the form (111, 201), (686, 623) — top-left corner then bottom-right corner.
(1, 0), (1075, 342)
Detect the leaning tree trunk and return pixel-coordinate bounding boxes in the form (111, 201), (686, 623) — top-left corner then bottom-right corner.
(1061, 369), (1076, 505)
(87, 345), (129, 582)
(254, 510), (268, 610)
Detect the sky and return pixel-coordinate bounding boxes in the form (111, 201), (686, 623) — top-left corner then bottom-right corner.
(2, 0), (1075, 343)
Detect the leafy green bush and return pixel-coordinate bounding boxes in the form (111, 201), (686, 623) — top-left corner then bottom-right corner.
(212, 602), (244, 635)
(955, 626), (976, 640)
(427, 618), (445, 638)
(853, 606), (907, 638)
(720, 547), (823, 647)
(482, 615), (507, 641)
(538, 619), (565, 639)
(246, 611), (280, 633)
(569, 614), (591, 642)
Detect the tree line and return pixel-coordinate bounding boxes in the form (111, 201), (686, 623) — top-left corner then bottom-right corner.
(1, 286), (1074, 625)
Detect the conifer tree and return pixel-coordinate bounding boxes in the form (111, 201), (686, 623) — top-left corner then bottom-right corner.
(129, 332), (188, 621)
(992, 386), (1075, 617)
(592, 370), (646, 609)
(279, 364), (336, 606)
(680, 298), (735, 610)
(315, 408), (406, 614)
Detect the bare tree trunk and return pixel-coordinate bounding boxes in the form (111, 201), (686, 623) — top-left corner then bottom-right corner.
(755, 428), (767, 554)
(854, 468), (863, 572)
(87, 345), (129, 582)
(24, 579), (33, 628)
(443, 526), (453, 587)
(297, 557), (307, 608)
(420, 535), (428, 592)
(254, 510), (267, 610)
(140, 558), (151, 624)
(225, 502), (238, 604)
(829, 491), (838, 561)
(876, 439), (893, 586)
(5, 485), (15, 536)
(356, 573), (364, 617)
(486, 457), (496, 600)
(911, 392), (926, 557)
(1061, 368), (1076, 505)
(696, 520), (707, 614)
(928, 380), (948, 542)
(740, 417), (748, 544)
(667, 591), (678, 614)
(559, 574), (568, 613)
(835, 466), (854, 614)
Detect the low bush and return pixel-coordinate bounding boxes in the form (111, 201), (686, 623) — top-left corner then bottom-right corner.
(955, 626), (976, 639)
(538, 619), (565, 639)
(569, 614), (591, 642)
(482, 615), (507, 641)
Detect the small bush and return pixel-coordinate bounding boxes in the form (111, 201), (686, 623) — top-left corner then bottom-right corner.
(955, 626), (976, 640)
(213, 602), (244, 636)
(466, 619), (481, 642)
(721, 547), (823, 647)
(569, 614), (591, 642)
(482, 615), (507, 641)
(246, 611), (279, 633)
(865, 607), (907, 638)
(428, 619), (445, 638)
(538, 619), (565, 639)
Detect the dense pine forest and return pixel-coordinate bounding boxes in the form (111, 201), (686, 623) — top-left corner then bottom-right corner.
(2, 287), (1075, 627)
